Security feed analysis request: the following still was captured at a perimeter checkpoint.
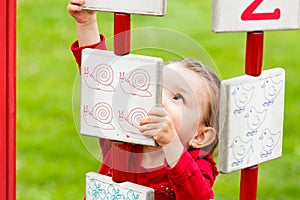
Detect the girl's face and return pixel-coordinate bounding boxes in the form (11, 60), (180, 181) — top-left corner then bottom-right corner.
(162, 63), (209, 148)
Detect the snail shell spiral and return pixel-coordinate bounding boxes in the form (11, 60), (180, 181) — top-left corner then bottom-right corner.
(127, 108), (148, 128)
(90, 102), (113, 124)
(127, 69), (150, 91)
(91, 64), (114, 86)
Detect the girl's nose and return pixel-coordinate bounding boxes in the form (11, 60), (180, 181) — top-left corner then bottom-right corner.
(161, 98), (166, 107)
(161, 90), (166, 107)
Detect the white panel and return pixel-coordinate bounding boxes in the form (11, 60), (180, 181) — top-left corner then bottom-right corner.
(86, 172), (154, 200)
(84, 0), (166, 16)
(80, 49), (163, 146)
(218, 68), (285, 173)
(212, 0), (300, 32)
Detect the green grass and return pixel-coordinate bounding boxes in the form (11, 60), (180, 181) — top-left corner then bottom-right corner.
(17, 0), (300, 199)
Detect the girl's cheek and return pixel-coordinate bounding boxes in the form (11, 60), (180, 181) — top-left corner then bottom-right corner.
(169, 107), (182, 132)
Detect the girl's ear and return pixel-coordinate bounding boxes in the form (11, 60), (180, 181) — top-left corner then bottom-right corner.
(189, 127), (216, 149)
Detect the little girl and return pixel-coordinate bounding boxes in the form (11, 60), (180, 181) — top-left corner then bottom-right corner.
(68, 0), (220, 199)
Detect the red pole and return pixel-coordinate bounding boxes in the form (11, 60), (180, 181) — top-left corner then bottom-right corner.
(0, 1), (8, 198)
(114, 13), (131, 56)
(7, 0), (17, 198)
(240, 166), (259, 200)
(245, 32), (264, 76)
(240, 31), (263, 200)
(112, 142), (130, 183)
(0, 0), (16, 199)
(112, 13), (131, 183)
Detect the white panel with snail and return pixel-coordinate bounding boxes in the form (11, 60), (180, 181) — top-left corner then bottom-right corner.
(80, 48), (163, 146)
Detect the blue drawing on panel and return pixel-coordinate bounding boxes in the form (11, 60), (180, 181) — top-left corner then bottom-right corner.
(106, 184), (126, 200)
(244, 106), (267, 136)
(88, 179), (106, 200)
(232, 84), (255, 114)
(261, 77), (283, 107)
(87, 179), (141, 200)
(230, 136), (253, 167)
(127, 190), (140, 200)
(259, 128), (281, 158)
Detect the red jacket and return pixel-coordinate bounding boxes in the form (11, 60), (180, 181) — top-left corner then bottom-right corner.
(71, 35), (218, 200)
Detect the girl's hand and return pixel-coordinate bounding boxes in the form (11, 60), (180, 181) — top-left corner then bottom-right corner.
(139, 107), (177, 147)
(67, 0), (100, 47)
(67, 0), (96, 25)
(140, 106), (184, 167)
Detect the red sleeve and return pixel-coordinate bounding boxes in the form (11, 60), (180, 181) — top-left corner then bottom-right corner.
(167, 150), (217, 200)
(98, 139), (113, 176)
(70, 34), (107, 68)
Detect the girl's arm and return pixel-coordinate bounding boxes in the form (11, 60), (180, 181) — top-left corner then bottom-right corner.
(68, 0), (107, 66)
(167, 150), (217, 199)
(139, 107), (217, 199)
(68, 0), (101, 47)
(70, 34), (106, 67)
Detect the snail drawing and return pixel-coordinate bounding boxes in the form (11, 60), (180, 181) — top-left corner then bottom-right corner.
(82, 102), (115, 130)
(118, 108), (148, 134)
(83, 64), (116, 92)
(119, 69), (152, 97)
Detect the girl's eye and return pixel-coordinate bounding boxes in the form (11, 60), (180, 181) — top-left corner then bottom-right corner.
(173, 94), (184, 103)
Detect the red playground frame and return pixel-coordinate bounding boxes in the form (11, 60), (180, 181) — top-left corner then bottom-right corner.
(0, 0), (263, 199)
(0, 0), (16, 199)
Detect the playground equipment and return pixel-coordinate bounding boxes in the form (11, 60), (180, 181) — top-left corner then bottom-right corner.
(1, 0), (299, 199)
(213, 0), (299, 199)
(0, 0), (16, 199)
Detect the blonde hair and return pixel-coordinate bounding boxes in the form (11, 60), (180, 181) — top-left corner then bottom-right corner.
(169, 59), (221, 153)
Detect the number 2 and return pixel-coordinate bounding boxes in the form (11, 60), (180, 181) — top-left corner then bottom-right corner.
(241, 0), (281, 21)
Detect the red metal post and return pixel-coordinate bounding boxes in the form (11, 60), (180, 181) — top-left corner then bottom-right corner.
(112, 142), (130, 183)
(240, 31), (263, 200)
(7, 0), (17, 198)
(240, 166), (259, 200)
(245, 31), (264, 76)
(112, 13), (131, 183)
(114, 13), (131, 55)
(0, 1), (8, 198)
(0, 0), (16, 199)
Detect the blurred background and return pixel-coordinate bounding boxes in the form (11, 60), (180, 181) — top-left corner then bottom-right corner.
(17, 0), (300, 199)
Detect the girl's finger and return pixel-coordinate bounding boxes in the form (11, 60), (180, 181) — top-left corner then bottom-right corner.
(139, 122), (164, 133)
(139, 117), (151, 126)
(69, 0), (85, 5)
(148, 107), (167, 117)
(141, 129), (161, 137)
(139, 115), (163, 126)
(67, 4), (82, 12)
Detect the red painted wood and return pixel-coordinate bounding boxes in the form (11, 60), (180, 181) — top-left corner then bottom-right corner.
(245, 31), (264, 76)
(112, 13), (131, 183)
(240, 31), (263, 200)
(0, 0), (16, 199)
(114, 13), (131, 55)
(7, 0), (17, 199)
(0, 0), (8, 197)
(240, 166), (258, 200)
(112, 142), (130, 183)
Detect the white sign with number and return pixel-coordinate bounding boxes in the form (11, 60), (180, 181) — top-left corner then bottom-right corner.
(84, 0), (166, 16)
(212, 0), (300, 32)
